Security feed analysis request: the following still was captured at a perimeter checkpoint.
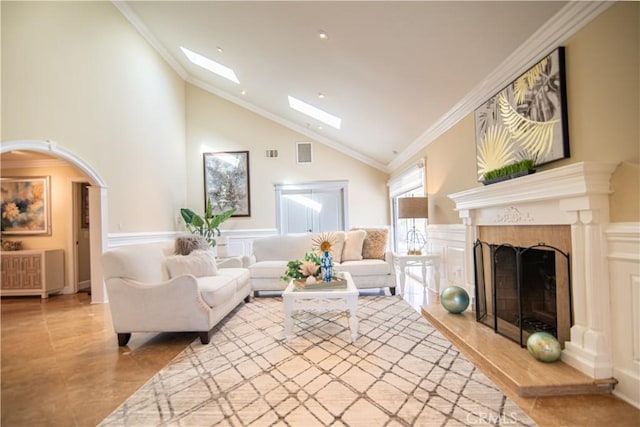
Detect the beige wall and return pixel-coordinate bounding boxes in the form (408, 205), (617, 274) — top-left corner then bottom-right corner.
(0, 163), (85, 253)
(185, 84), (390, 230)
(392, 2), (640, 224)
(1, 1), (187, 233)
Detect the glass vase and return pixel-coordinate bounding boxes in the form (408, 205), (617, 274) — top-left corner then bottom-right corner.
(321, 250), (333, 282)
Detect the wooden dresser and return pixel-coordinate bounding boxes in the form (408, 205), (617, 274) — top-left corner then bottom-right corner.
(1, 249), (64, 298)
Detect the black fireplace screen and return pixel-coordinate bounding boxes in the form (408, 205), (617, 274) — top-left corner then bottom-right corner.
(473, 239), (572, 347)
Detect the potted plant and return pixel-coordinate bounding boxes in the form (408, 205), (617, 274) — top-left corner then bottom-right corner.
(180, 199), (236, 247)
(482, 153), (538, 185)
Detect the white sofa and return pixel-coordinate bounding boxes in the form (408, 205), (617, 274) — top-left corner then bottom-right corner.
(243, 230), (397, 296)
(101, 242), (251, 346)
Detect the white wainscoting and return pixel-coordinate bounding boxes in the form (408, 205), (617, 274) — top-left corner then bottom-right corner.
(606, 222), (640, 409)
(425, 224), (467, 295)
(107, 229), (279, 257)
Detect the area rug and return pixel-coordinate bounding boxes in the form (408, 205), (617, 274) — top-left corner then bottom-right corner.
(100, 296), (535, 426)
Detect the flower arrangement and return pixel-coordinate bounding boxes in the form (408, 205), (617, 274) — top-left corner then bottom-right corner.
(280, 252), (321, 282)
(280, 232), (337, 284)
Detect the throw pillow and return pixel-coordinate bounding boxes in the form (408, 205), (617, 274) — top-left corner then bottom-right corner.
(352, 227), (389, 260)
(329, 231), (346, 263)
(174, 235), (209, 255)
(165, 250), (218, 278)
(341, 229), (367, 261)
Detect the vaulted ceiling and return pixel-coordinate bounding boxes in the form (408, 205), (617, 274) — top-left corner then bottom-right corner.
(111, 1), (605, 172)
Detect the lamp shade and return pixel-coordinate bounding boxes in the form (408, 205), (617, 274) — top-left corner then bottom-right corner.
(398, 197), (428, 219)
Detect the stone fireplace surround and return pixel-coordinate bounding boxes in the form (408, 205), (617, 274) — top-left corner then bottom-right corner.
(449, 161), (618, 381)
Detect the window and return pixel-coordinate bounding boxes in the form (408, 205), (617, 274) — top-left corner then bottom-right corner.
(388, 160), (426, 254)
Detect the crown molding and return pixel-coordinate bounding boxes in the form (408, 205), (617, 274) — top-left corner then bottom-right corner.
(113, 1), (612, 176)
(386, 1), (613, 173)
(113, 1), (386, 173)
(112, 1), (188, 80)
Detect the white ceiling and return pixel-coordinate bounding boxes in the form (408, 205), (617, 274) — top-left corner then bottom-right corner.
(110, 1), (603, 172)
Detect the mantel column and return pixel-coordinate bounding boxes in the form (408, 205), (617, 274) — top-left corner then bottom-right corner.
(562, 205), (613, 379)
(458, 209), (477, 303)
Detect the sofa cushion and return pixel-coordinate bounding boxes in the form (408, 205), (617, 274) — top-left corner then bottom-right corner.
(339, 259), (392, 276)
(341, 229), (367, 261)
(252, 234), (315, 262)
(166, 250), (218, 278)
(249, 260), (289, 278)
(174, 235), (210, 255)
(216, 268), (251, 293)
(197, 275), (237, 307)
(352, 227), (389, 260)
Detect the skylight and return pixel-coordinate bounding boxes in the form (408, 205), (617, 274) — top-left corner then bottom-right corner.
(288, 96), (341, 129)
(180, 46), (239, 84)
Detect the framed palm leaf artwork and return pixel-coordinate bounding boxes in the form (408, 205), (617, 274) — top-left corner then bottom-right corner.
(475, 47), (569, 182)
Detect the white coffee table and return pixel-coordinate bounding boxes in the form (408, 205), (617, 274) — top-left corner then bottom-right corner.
(283, 272), (359, 343)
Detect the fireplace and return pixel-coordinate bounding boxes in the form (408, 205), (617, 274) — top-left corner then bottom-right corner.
(474, 238), (572, 347)
(448, 162), (618, 380)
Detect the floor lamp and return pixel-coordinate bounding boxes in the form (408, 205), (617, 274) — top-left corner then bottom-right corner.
(398, 196), (428, 255)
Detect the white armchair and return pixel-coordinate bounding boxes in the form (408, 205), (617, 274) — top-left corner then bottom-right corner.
(101, 242), (251, 346)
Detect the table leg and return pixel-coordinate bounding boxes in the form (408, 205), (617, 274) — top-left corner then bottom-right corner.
(398, 260), (406, 295)
(421, 262), (427, 287)
(283, 297), (294, 341)
(434, 260), (441, 292)
(347, 298), (358, 343)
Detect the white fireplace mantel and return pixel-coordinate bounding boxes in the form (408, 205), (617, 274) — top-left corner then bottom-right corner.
(449, 161), (618, 223)
(448, 161), (619, 380)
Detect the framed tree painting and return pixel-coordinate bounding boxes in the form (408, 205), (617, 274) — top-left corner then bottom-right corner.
(475, 47), (569, 181)
(1, 176), (51, 235)
(203, 151), (251, 217)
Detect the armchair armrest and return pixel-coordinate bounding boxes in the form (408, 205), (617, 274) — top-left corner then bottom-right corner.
(105, 275), (212, 334)
(242, 254), (256, 268)
(217, 256), (242, 268)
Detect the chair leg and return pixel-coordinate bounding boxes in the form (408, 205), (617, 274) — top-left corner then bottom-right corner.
(199, 329), (213, 344)
(389, 287), (396, 296)
(117, 333), (131, 346)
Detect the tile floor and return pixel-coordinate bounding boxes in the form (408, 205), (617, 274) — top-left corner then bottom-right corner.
(1, 275), (639, 426)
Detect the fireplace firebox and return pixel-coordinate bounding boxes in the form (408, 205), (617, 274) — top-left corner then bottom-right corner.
(474, 239), (572, 347)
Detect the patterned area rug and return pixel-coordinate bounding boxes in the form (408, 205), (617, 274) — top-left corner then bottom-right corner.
(100, 296), (535, 426)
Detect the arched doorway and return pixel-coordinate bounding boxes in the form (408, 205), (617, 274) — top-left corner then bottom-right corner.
(1, 140), (109, 303)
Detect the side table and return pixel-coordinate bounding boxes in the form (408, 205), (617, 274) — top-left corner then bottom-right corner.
(392, 253), (441, 295)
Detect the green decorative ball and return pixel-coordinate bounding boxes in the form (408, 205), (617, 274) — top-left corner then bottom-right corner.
(440, 285), (470, 314)
(527, 332), (562, 363)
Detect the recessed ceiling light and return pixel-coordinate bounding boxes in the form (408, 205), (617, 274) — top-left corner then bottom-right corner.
(216, 46), (223, 52)
(241, 90), (246, 95)
(288, 96), (341, 129)
(318, 30), (329, 40)
(318, 93), (325, 99)
(180, 46), (239, 84)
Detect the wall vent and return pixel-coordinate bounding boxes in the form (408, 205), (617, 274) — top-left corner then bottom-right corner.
(266, 149), (278, 158)
(296, 142), (313, 164)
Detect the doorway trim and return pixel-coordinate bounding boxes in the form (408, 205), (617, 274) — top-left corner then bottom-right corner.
(1, 139), (109, 303)
(274, 180), (349, 234)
